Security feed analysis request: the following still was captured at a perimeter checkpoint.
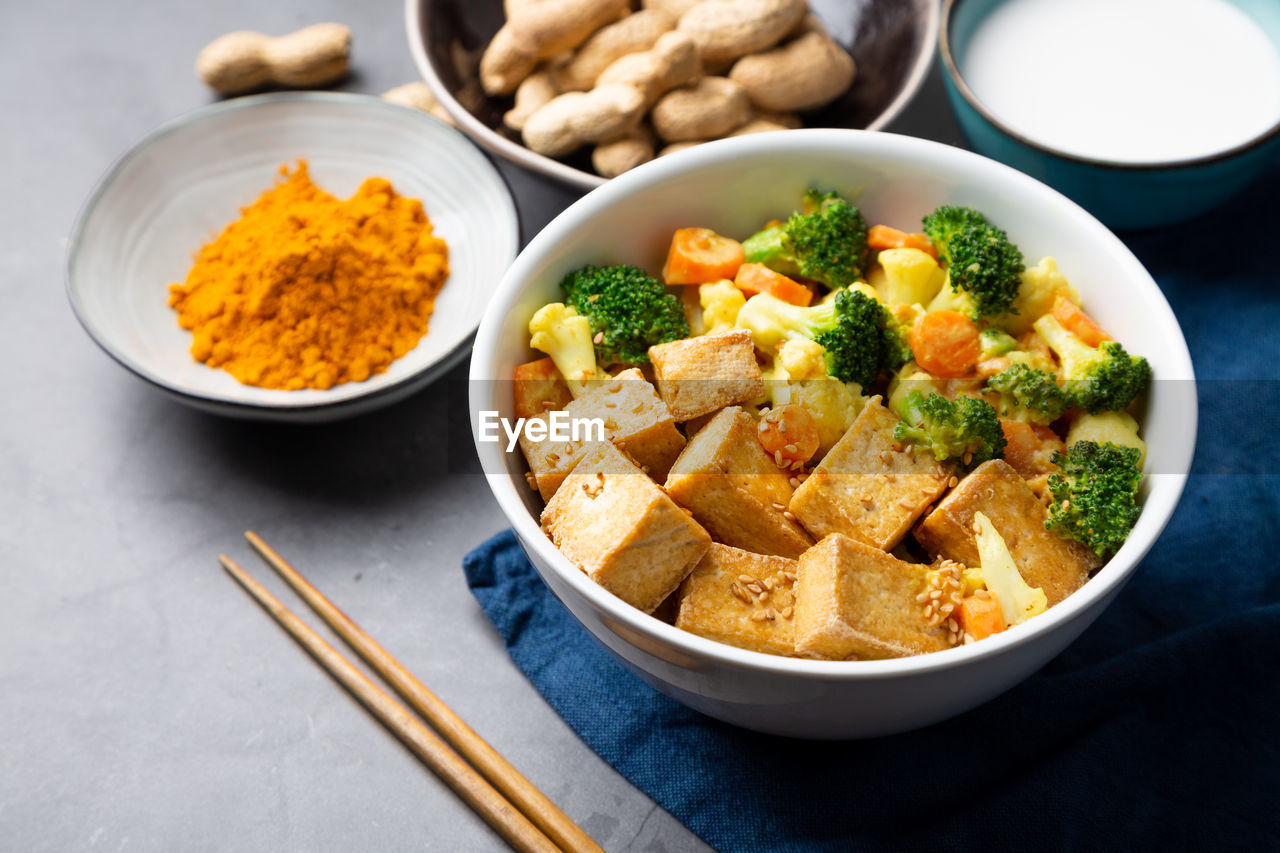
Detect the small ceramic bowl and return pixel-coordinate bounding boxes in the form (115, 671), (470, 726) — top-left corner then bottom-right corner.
(68, 93), (519, 422)
(940, 0), (1280, 230)
(406, 0), (939, 190)
(471, 129), (1197, 738)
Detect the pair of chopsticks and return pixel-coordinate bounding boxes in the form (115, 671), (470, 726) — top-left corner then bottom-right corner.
(220, 532), (602, 853)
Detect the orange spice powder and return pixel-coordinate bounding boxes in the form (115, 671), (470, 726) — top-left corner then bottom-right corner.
(168, 161), (449, 390)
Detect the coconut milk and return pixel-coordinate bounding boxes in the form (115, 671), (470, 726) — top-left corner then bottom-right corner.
(962, 0), (1280, 163)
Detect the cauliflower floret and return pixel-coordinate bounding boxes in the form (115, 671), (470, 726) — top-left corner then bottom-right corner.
(1066, 410), (1147, 467)
(528, 303), (605, 397)
(873, 248), (945, 307)
(1002, 257), (1082, 335)
(776, 338), (827, 380)
(766, 366), (865, 458)
(699, 279), (746, 335)
(973, 511), (1047, 627)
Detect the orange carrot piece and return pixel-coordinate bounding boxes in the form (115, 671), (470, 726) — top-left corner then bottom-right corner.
(733, 262), (813, 306)
(999, 418), (1041, 478)
(756, 404), (821, 468)
(662, 227), (745, 285)
(868, 224), (938, 258)
(909, 311), (982, 378)
(513, 357), (572, 419)
(1051, 293), (1111, 347)
(956, 595), (1004, 641)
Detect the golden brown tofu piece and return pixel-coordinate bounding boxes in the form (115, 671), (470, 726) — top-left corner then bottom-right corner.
(793, 534), (951, 660)
(789, 397), (953, 550)
(665, 407), (813, 558)
(914, 459), (1099, 605)
(520, 368), (685, 500)
(648, 329), (766, 421)
(675, 544), (798, 656)
(542, 442), (711, 613)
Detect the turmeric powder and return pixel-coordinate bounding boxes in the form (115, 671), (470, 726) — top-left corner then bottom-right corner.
(168, 161), (449, 390)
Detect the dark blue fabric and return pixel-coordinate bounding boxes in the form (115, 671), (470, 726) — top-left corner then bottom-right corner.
(464, 165), (1280, 852)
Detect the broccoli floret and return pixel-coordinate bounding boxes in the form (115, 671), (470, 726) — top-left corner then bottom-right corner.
(985, 363), (1071, 424)
(742, 189), (870, 288)
(735, 289), (906, 389)
(979, 328), (1018, 358)
(892, 390), (1006, 468)
(921, 205), (1024, 319)
(561, 264), (688, 366)
(1045, 440), (1142, 558)
(528, 303), (606, 398)
(1032, 314), (1151, 413)
(815, 289), (910, 389)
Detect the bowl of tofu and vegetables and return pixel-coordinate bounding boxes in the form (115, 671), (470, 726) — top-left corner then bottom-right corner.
(469, 129), (1196, 738)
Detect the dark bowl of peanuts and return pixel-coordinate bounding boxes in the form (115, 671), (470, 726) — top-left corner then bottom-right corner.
(407, 0), (940, 189)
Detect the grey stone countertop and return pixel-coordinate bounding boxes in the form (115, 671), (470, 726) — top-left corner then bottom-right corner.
(0, 1), (962, 849)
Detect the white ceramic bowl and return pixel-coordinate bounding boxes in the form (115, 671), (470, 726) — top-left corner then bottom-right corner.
(470, 130), (1197, 738)
(69, 92), (519, 422)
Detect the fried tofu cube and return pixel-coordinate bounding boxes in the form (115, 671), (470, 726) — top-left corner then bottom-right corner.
(789, 397), (953, 550)
(793, 534), (951, 660)
(914, 459), (1099, 605)
(520, 368), (685, 500)
(675, 544), (798, 656)
(648, 329), (766, 421)
(665, 407), (813, 558)
(542, 441), (711, 613)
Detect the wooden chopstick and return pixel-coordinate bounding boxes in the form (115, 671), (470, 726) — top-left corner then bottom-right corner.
(240, 532), (604, 853)
(220, 554), (561, 853)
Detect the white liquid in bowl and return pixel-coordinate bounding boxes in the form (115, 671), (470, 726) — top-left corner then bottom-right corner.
(963, 0), (1280, 163)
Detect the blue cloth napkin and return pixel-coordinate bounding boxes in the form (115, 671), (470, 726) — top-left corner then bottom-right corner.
(464, 167), (1280, 851)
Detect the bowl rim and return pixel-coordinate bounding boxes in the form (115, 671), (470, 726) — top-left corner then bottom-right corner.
(939, 0), (1280, 171)
(66, 91), (519, 417)
(405, 0), (941, 191)
(471, 128), (1197, 679)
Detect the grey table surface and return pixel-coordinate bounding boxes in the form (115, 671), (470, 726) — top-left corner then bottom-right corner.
(0, 1), (963, 850)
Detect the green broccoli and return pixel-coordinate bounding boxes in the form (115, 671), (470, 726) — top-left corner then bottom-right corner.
(1045, 440), (1143, 558)
(892, 390), (1006, 468)
(735, 289), (907, 389)
(985, 363), (1071, 424)
(560, 264), (688, 366)
(921, 205), (1024, 319)
(1032, 314), (1151, 413)
(741, 189), (870, 288)
(979, 328), (1018, 359)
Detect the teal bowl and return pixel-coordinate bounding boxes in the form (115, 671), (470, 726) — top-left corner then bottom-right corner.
(940, 0), (1280, 229)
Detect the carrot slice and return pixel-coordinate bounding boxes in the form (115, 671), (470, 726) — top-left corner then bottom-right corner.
(1051, 293), (1111, 347)
(662, 227), (745, 285)
(733, 262), (813, 306)
(868, 224), (938, 258)
(956, 594), (1004, 640)
(909, 311), (981, 378)
(757, 404), (821, 468)
(513, 357), (572, 419)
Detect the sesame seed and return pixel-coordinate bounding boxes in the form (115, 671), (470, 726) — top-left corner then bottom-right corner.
(899, 500), (916, 509)
(772, 502), (786, 512)
(641, 465), (650, 474)
(939, 603), (954, 615)
(905, 443), (915, 457)
(774, 450), (785, 467)
(915, 592), (929, 604)
(747, 582), (764, 595)
(593, 332), (604, 344)
(738, 574), (756, 585)
(962, 451), (973, 466)
(781, 606), (793, 619)
(784, 443), (798, 454)
(789, 477), (801, 488)
(783, 510), (795, 521)
(778, 421), (787, 434)
(764, 577), (776, 590)
(783, 571), (798, 583)
(750, 611), (768, 622)
(975, 589), (990, 599)
(765, 608), (777, 621)
(731, 584), (752, 604)
(948, 476), (959, 488)
(930, 589), (942, 600)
